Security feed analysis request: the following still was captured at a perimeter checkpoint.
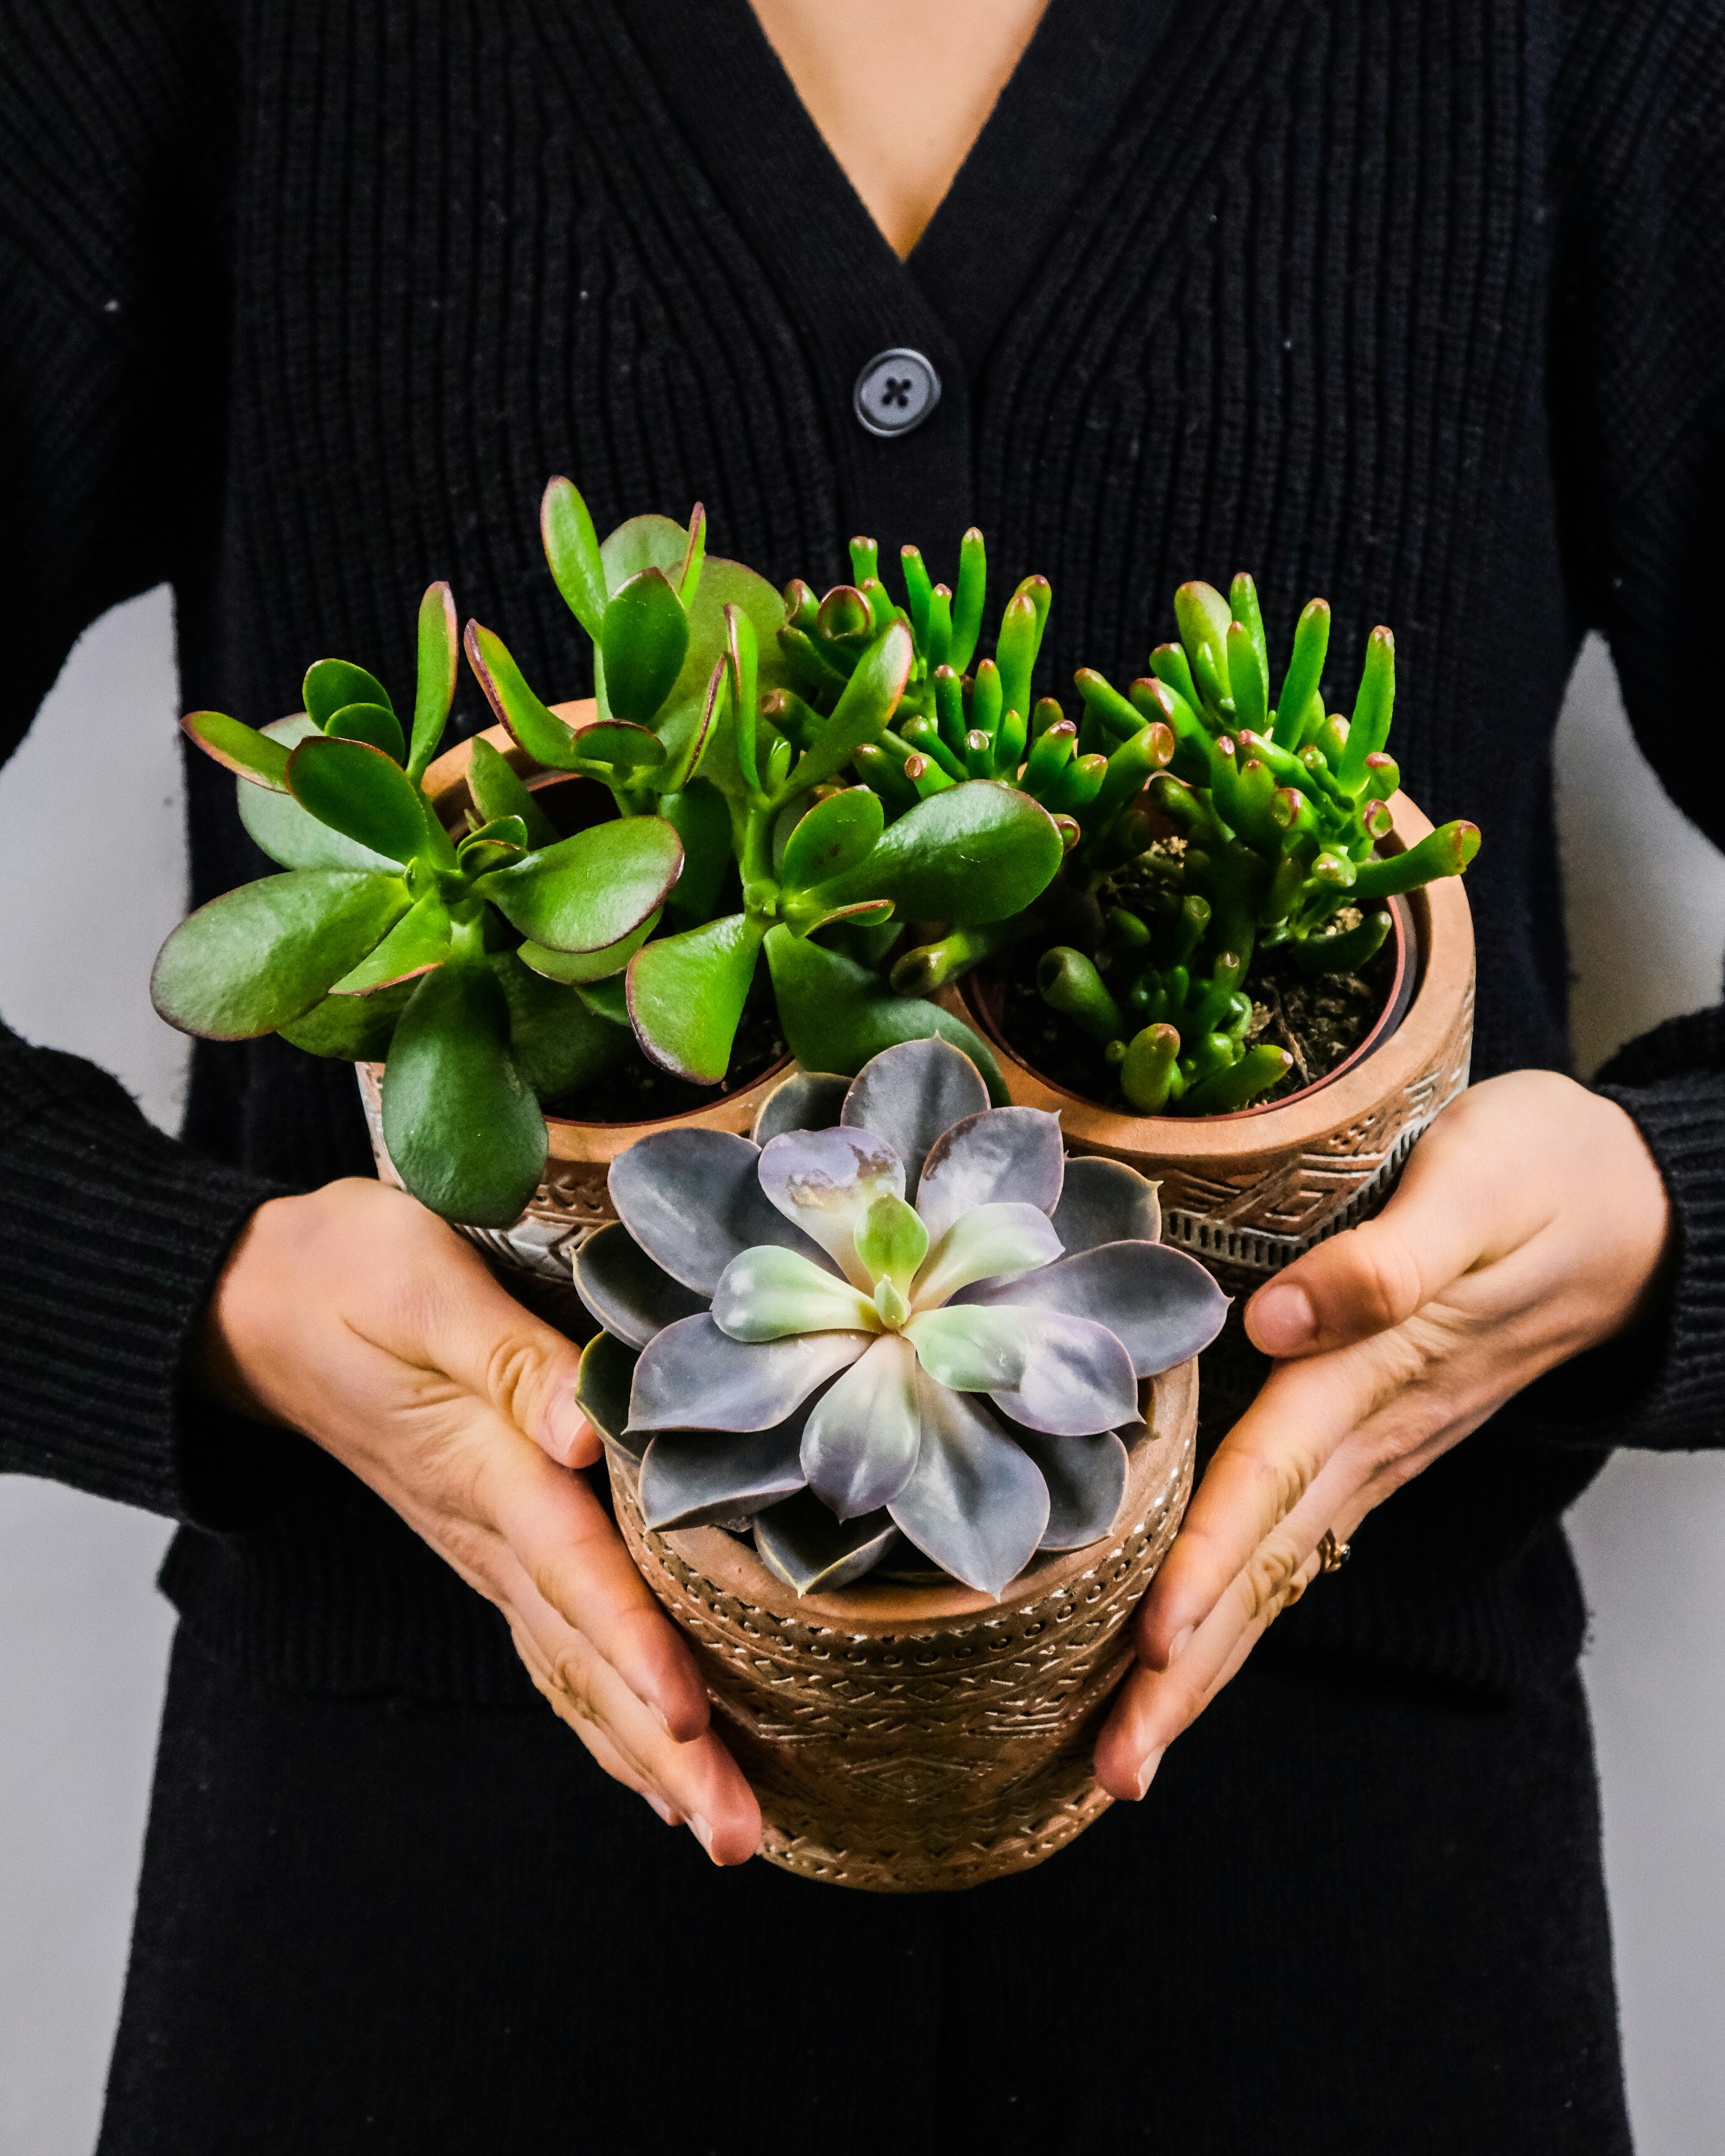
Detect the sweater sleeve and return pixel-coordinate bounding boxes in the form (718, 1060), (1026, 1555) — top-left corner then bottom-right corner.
(1516, 0), (1725, 1450)
(0, 3), (280, 1520)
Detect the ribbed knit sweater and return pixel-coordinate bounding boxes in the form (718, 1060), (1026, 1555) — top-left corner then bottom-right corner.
(3, 0), (1724, 1709)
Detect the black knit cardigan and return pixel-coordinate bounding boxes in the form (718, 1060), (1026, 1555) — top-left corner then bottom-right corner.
(3, 0), (1723, 1706)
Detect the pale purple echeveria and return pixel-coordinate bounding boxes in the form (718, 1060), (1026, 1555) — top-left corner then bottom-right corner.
(574, 1040), (1225, 1597)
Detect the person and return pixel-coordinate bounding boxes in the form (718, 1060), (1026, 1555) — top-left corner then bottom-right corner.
(3, 0), (1721, 2147)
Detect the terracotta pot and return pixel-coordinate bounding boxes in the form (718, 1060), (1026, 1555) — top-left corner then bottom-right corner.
(949, 791), (1474, 1301)
(607, 1358), (1197, 1893)
(357, 708), (788, 1327)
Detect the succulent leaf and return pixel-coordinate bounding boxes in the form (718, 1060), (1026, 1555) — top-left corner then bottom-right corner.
(476, 816), (684, 952)
(755, 1493), (899, 1596)
(599, 567), (691, 725)
(408, 581), (461, 781)
(752, 1070), (851, 1145)
(465, 735), (560, 850)
(278, 976), (413, 1061)
(988, 1309), (1139, 1436)
(782, 618), (914, 793)
(573, 1223), (709, 1349)
(778, 786), (885, 892)
(465, 621), (579, 770)
(887, 1375), (1050, 1597)
(764, 926), (1007, 1098)
(756, 1124), (907, 1288)
(1048, 1156), (1162, 1252)
(241, 718), (398, 870)
(607, 1128), (828, 1293)
(304, 658), (392, 731)
(576, 1331), (641, 1455)
(853, 1192), (928, 1294)
(628, 1313), (868, 1433)
(514, 908), (661, 986)
(800, 1334), (922, 1517)
(150, 870), (412, 1039)
(915, 1105), (1065, 1243)
(325, 699), (406, 763)
(286, 735), (448, 867)
(959, 1241), (1227, 1377)
(181, 710), (292, 791)
(639, 1421), (808, 1532)
(797, 781), (1062, 927)
(839, 1036), (990, 1193)
(624, 911), (765, 1086)
(709, 1245), (880, 1342)
(911, 1201), (1062, 1309)
(541, 477), (608, 640)
(329, 889), (451, 994)
(904, 1305), (1028, 1391)
(381, 956), (547, 1226)
(492, 950), (632, 1101)
(1002, 1424), (1130, 1550)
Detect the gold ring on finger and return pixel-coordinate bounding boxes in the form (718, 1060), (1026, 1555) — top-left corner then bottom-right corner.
(1317, 1528), (1351, 1574)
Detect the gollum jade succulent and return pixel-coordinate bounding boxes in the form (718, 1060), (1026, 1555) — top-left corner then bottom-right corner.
(150, 487), (1068, 1228)
(572, 1039), (1226, 1597)
(835, 545), (1481, 1116)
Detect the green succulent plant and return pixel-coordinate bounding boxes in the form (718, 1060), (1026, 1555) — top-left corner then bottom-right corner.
(574, 1039), (1225, 1596)
(839, 545), (1481, 1116)
(151, 583), (688, 1224)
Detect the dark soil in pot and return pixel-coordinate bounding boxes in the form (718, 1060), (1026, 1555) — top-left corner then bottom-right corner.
(991, 926), (1399, 1115)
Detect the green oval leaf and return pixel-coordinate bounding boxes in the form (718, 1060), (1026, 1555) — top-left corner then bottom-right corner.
(780, 785), (885, 892)
(763, 925), (1005, 1100)
(542, 477), (608, 640)
(151, 870), (411, 1039)
(491, 949), (632, 1102)
(287, 735), (445, 866)
(800, 781), (1062, 926)
(475, 815), (684, 952)
(516, 907), (661, 985)
(599, 568), (689, 725)
(464, 621), (580, 771)
(626, 913), (766, 1084)
(782, 619), (914, 794)
(407, 581), (460, 782)
(381, 959), (547, 1225)
(181, 710), (291, 791)
(326, 699), (406, 762)
(280, 976), (415, 1061)
(240, 718), (398, 870)
(571, 720), (667, 773)
(304, 658), (392, 730)
(329, 889), (452, 994)
(465, 734), (560, 849)
(661, 779), (733, 925)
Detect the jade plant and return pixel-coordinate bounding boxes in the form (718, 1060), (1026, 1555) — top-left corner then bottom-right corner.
(572, 1040), (1226, 1596)
(835, 547), (1480, 1116)
(151, 583), (686, 1224)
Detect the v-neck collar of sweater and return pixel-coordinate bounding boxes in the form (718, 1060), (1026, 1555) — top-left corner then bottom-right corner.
(612, 0), (1177, 379)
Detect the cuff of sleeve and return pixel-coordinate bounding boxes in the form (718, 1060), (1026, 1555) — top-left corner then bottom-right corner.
(0, 1037), (285, 1523)
(1510, 1007), (1725, 1450)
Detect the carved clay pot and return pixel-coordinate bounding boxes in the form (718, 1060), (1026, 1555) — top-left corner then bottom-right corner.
(608, 1358), (1197, 1893)
(950, 792), (1474, 1301)
(356, 709), (788, 1329)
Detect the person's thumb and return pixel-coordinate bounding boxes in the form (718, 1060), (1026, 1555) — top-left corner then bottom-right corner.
(1243, 1127), (1487, 1359)
(416, 1241), (601, 1469)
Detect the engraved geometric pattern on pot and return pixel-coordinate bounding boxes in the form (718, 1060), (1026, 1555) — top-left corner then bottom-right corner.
(607, 1412), (1194, 1892)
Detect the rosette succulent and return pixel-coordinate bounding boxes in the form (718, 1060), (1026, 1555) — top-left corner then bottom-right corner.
(574, 1040), (1226, 1596)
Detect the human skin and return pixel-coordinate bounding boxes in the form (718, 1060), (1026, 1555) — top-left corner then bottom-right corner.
(192, 1180), (762, 1863)
(1093, 1069), (1674, 1800)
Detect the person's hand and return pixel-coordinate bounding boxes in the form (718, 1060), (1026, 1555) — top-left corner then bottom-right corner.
(1094, 1069), (1673, 1801)
(193, 1178), (761, 1863)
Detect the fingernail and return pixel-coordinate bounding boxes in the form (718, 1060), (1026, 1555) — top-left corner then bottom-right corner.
(1133, 1747), (1165, 1801)
(648, 1700), (672, 1737)
(543, 1389), (589, 1466)
(689, 1812), (716, 1859)
(1251, 1281), (1315, 1355)
(644, 1791), (679, 1826)
(1165, 1624), (1194, 1666)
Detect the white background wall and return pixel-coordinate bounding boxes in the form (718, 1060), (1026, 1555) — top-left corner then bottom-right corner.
(1, 596), (1722, 2153)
